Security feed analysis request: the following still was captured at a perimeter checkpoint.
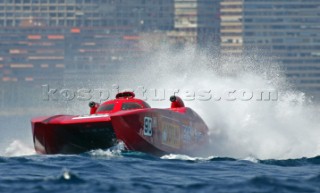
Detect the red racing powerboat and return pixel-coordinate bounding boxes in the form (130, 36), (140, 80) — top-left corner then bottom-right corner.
(31, 92), (209, 156)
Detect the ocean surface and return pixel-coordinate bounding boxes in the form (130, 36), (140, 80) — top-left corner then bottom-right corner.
(1, 147), (320, 193)
(1, 108), (320, 193)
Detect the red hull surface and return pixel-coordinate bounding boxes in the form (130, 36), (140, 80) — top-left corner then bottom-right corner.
(111, 108), (208, 156)
(32, 114), (116, 154)
(31, 92), (209, 156)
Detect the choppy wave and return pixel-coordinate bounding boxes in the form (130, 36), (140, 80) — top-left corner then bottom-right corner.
(161, 154), (216, 161)
(1, 152), (320, 193)
(54, 170), (86, 184)
(260, 155), (320, 166)
(162, 153), (320, 166)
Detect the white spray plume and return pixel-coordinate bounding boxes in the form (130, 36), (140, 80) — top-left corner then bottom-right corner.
(2, 46), (319, 160)
(63, 45), (320, 159)
(3, 140), (35, 157)
(113, 46), (320, 160)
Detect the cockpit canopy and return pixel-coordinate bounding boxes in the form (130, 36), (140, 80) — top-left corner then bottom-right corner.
(94, 92), (150, 114)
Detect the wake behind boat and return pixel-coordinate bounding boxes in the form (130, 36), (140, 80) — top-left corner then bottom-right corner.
(31, 92), (209, 156)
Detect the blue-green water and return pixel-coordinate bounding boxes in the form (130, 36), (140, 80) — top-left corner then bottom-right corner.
(1, 150), (319, 193)
(1, 111), (320, 193)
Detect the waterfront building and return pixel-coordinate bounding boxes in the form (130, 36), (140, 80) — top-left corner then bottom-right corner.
(0, 0), (222, 84)
(168, 0), (220, 48)
(220, 0), (320, 95)
(0, 0), (174, 83)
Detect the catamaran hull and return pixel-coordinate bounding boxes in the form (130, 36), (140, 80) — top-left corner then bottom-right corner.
(32, 115), (116, 154)
(32, 108), (208, 156)
(31, 93), (209, 156)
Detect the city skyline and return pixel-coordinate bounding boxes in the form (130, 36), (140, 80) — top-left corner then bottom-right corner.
(0, 0), (320, 100)
(221, 0), (320, 95)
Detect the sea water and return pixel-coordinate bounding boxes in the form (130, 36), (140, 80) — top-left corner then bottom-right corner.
(0, 145), (319, 193)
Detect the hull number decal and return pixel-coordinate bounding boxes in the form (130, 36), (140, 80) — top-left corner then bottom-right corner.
(144, 117), (153, 136)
